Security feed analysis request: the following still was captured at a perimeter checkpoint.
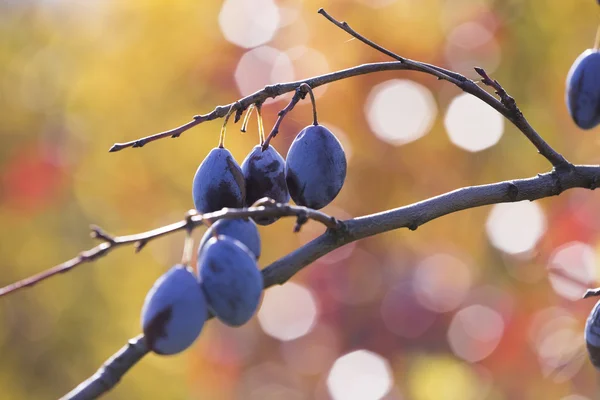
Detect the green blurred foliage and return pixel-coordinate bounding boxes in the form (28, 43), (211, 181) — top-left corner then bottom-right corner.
(1, 0), (600, 399)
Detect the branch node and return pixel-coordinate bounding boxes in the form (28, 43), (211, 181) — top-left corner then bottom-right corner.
(234, 107), (244, 123)
(184, 209), (198, 233)
(135, 240), (148, 253)
(294, 211), (309, 233)
(591, 176), (599, 191)
(90, 225), (115, 244)
(408, 222), (419, 231)
(507, 182), (519, 201)
(550, 170), (564, 196)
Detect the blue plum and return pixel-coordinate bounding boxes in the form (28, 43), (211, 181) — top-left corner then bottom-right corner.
(285, 124), (347, 209)
(197, 236), (263, 326)
(566, 49), (600, 129)
(192, 147), (246, 213)
(198, 218), (261, 260)
(586, 299), (600, 368)
(141, 265), (207, 355)
(241, 144), (290, 225)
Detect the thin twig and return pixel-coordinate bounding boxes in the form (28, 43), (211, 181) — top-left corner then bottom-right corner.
(318, 9), (570, 168)
(262, 86), (306, 150)
(0, 203), (340, 298)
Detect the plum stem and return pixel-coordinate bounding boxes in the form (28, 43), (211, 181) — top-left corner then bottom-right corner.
(240, 104), (255, 133)
(256, 104), (265, 145)
(299, 83), (318, 126)
(181, 210), (197, 270)
(218, 104), (237, 148)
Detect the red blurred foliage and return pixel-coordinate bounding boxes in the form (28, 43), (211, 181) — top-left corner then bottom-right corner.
(1, 142), (66, 214)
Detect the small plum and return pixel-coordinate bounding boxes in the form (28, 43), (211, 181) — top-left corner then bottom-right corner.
(141, 265), (207, 355)
(586, 299), (600, 369)
(197, 236), (263, 326)
(198, 218), (261, 260)
(241, 144), (289, 225)
(566, 49), (600, 129)
(192, 147), (245, 213)
(285, 124), (347, 209)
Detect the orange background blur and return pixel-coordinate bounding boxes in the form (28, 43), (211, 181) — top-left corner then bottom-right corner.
(2, 0), (600, 399)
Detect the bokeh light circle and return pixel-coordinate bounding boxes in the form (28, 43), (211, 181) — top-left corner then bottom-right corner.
(547, 241), (596, 301)
(444, 93), (504, 152)
(485, 201), (546, 255)
(258, 282), (318, 341)
(327, 350), (393, 400)
(219, 0), (280, 49)
(414, 253), (473, 313)
(381, 282), (437, 338)
(235, 46), (294, 99)
(447, 304), (504, 362)
(365, 79), (437, 146)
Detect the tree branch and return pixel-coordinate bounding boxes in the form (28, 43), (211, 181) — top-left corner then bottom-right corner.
(108, 9), (570, 171)
(0, 203), (340, 298)
(61, 163), (600, 399)
(316, 8), (570, 168)
(61, 335), (148, 400)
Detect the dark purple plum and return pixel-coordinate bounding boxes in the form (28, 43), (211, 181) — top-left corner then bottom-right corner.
(586, 299), (600, 369)
(566, 49), (600, 129)
(285, 124), (347, 209)
(198, 218), (261, 260)
(197, 235), (263, 327)
(192, 147), (245, 213)
(241, 144), (289, 225)
(141, 265), (207, 355)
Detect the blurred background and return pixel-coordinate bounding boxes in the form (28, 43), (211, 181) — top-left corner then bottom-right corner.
(2, 0), (600, 399)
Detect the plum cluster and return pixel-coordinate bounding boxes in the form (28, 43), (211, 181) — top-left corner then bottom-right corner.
(139, 100), (347, 355)
(140, 218), (262, 355)
(192, 122), (347, 217)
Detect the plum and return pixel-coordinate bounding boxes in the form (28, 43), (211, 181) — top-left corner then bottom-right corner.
(197, 235), (263, 326)
(192, 147), (246, 213)
(285, 124), (347, 209)
(586, 299), (600, 369)
(566, 49), (600, 129)
(141, 265), (207, 355)
(198, 218), (261, 260)
(241, 144), (289, 225)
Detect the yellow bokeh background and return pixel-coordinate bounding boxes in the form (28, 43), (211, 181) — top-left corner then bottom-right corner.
(2, 0), (600, 399)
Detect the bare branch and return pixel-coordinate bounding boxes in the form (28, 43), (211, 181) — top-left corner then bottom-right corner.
(108, 9), (569, 171)
(61, 335), (148, 400)
(0, 203), (340, 298)
(317, 8), (570, 169)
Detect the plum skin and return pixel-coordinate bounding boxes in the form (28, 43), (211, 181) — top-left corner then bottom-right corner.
(241, 144), (290, 225)
(192, 147), (246, 213)
(285, 124), (347, 210)
(141, 265), (207, 355)
(198, 218), (261, 260)
(586, 299), (600, 369)
(197, 235), (263, 327)
(566, 49), (600, 130)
